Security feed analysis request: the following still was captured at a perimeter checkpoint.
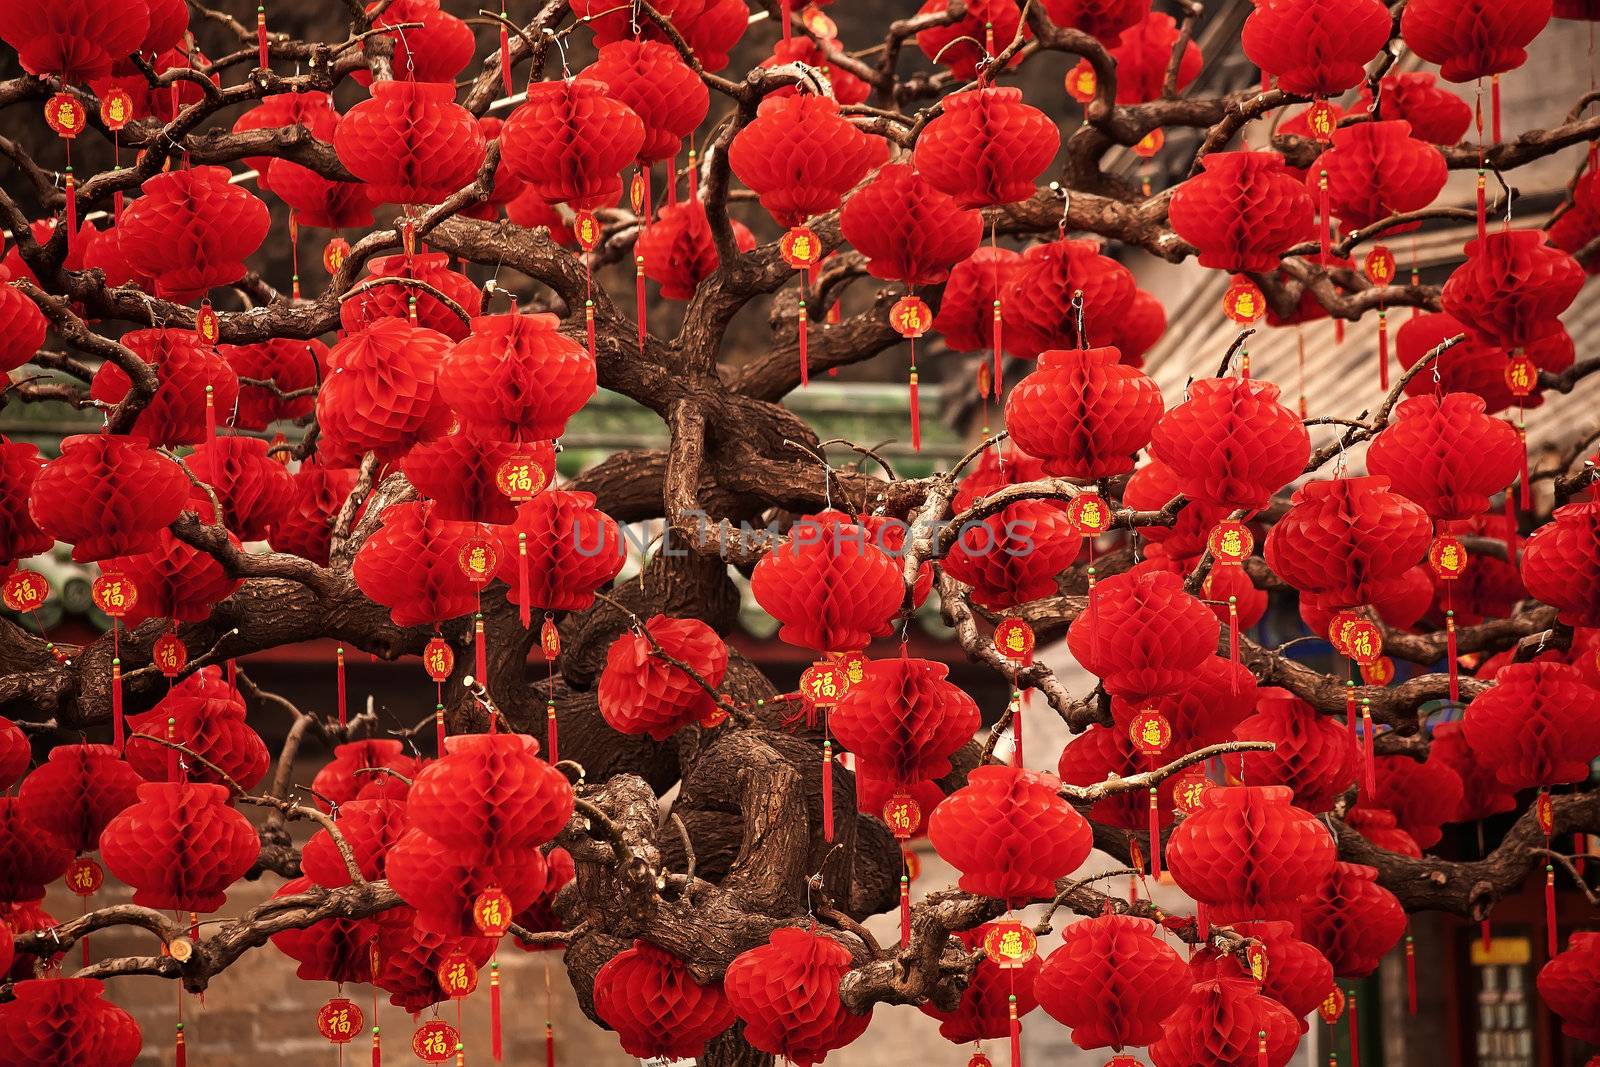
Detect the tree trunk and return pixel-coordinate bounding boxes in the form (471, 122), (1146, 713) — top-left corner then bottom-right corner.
(700, 1028), (775, 1067)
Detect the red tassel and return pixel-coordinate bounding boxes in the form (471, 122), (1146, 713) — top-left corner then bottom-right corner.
(111, 650), (124, 754)
(635, 255), (647, 353)
(546, 702), (559, 764)
(65, 168), (76, 250)
(176, 1023), (186, 1067)
(780, 0), (792, 41)
(1318, 169), (1330, 259)
(1257, 1030), (1268, 1067)
(585, 300), (596, 362)
(1347, 990), (1361, 1067)
(908, 364), (921, 452)
(257, 4), (268, 68)
(992, 298), (1003, 393)
(1009, 994), (1022, 1067)
(1228, 598), (1240, 676)
(1518, 423), (1531, 509)
(899, 869), (911, 948)
(1010, 693), (1023, 768)
(1476, 169), (1487, 241)
(435, 703), (446, 756)
(1405, 932), (1418, 1015)
(1491, 74), (1502, 144)
(372, 1025), (381, 1067)
(1361, 698), (1376, 797)
(1148, 787), (1162, 880)
(490, 962), (503, 1062)
(475, 615), (489, 704)
(821, 740), (834, 842)
(517, 533), (530, 629)
(1546, 864), (1559, 957)
(545, 1022), (554, 1067)
(1377, 310), (1389, 390)
(1446, 611), (1460, 705)
(499, 25), (513, 95)
(798, 299), (809, 386)
(1481, 918), (1493, 952)
(337, 645), (347, 727)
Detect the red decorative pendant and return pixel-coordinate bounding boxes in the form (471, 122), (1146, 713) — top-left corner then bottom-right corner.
(1132, 128), (1164, 158)
(1207, 521), (1254, 564)
(45, 93), (86, 138)
(1066, 492), (1113, 537)
(1065, 65), (1097, 103)
(890, 296), (933, 338)
(66, 856), (104, 896)
(496, 453), (549, 503)
(195, 302), (220, 347)
(1428, 536), (1469, 580)
(153, 632), (187, 677)
(412, 1020), (459, 1064)
(1318, 984), (1346, 1024)
(423, 637), (454, 682)
(779, 226), (823, 270)
(981, 920), (1038, 966)
(1172, 768), (1211, 814)
(322, 237), (350, 275)
(436, 951), (479, 999)
(1222, 279), (1267, 324)
(317, 998), (364, 1045)
(799, 660), (851, 707)
(573, 211), (602, 252)
(1505, 354), (1538, 398)
(882, 793), (922, 841)
(1304, 99), (1338, 141)
(994, 617), (1035, 661)
(100, 87), (135, 131)
(1128, 707), (1173, 756)
(2, 571), (48, 613)
(91, 574), (137, 618)
(1364, 246), (1396, 286)
(1343, 620), (1383, 666)
(457, 537), (499, 585)
(473, 887), (514, 936)
(539, 618), (561, 661)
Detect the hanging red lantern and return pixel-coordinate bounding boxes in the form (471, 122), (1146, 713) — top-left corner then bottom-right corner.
(114, 166), (269, 301)
(311, 743), (421, 814)
(1040, 0), (1145, 43)
(919, 923), (1042, 1044)
(1538, 933), (1600, 1045)
(914, 0), (1026, 79)
(341, 252), (481, 340)
(29, 434), (190, 563)
(1078, 12), (1202, 103)
(569, 0), (746, 72)
(124, 668), (268, 789)
(408, 732), (574, 853)
(0, 271), (47, 373)
(492, 491), (625, 614)
(268, 463), (359, 567)
(1366, 394), (1522, 520)
(1521, 501), (1600, 626)
(220, 339), (326, 429)
(269, 876), (379, 984)
(0, 977), (142, 1067)
(1111, 653), (1261, 752)
(840, 163), (982, 284)
(1149, 977), (1300, 1067)
(1299, 861), (1407, 978)
(354, 0), (474, 84)
(1310, 120), (1449, 233)
(1358, 752), (1463, 849)
(1035, 912), (1191, 1051)
(1428, 722), (1518, 822)
(1169, 152), (1316, 272)
(0, 796), (72, 902)
(230, 91), (338, 181)
(582, 41), (710, 164)
(185, 436), (296, 540)
(1057, 723), (1194, 831)
(1462, 661), (1600, 790)
(933, 247), (1022, 355)
(1002, 239), (1138, 356)
(1264, 477), (1434, 611)
(403, 432), (539, 525)
(749, 510), (903, 653)
(829, 657), (980, 788)
(1550, 169), (1600, 272)
(723, 926), (873, 1066)
(1341, 806), (1421, 857)
(1225, 688), (1360, 813)
(856, 771), (944, 840)
(598, 616), (730, 741)
(1356, 72), (1475, 144)
(1122, 461), (1229, 559)
(592, 939), (738, 1059)
(912, 87), (1060, 208)
(729, 93), (888, 228)
(99, 781), (259, 912)
(1191, 919), (1335, 1022)
(373, 909), (497, 1011)
(1395, 312), (1573, 415)
(499, 78), (644, 210)
(1165, 785), (1337, 921)
(1150, 377), (1309, 511)
(0, 1), (153, 82)
(0, 716), (28, 790)
(97, 529), (242, 626)
(386, 826), (548, 936)
(1401, 0), (1551, 82)
(440, 311), (596, 443)
(1067, 569), (1221, 702)
(352, 501), (485, 627)
(1108, 288), (1168, 367)
(928, 765), (1092, 900)
(761, 36), (873, 105)
(1004, 346), (1163, 478)
(1242, 0), (1391, 96)
(637, 199), (757, 299)
(267, 155), (378, 230)
(316, 319), (453, 465)
(89, 328), (239, 447)
(512, 846), (575, 949)
(301, 798), (410, 886)
(0, 442), (54, 567)
(943, 499), (1086, 609)
(334, 80), (486, 205)
(1441, 229), (1583, 349)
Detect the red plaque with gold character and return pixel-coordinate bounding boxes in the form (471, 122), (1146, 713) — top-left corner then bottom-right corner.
(882, 793), (922, 841)
(1505, 354), (1537, 398)
(457, 537), (499, 584)
(66, 856), (104, 896)
(994, 617), (1035, 661)
(317, 998), (363, 1044)
(45, 93), (86, 138)
(1360, 656), (1395, 686)
(153, 632), (187, 677)
(423, 637), (454, 682)
(2, 571), (48, 613)
(1428, 535), (1469, 580)
(412, 1020), (458, 1063)
(1222, 279), (1266, 324)
(1128, 708), (1172, 756)
(1172, 768), (1210, 814)
(1317, 985), (1347, 1023)
(831, 649), (868, 685)
(1341, 620), (1383, 666)
(799, 661), (850, 707)
(496, 452), (550, 502)
(436, 951), (478, 999)
(573, 210), (602, 251)
(91, 574), (137, 618)
(779, 227), (822, 270)
(890, 296), (933, 338)
(1066, 492), (1113, 537)
(472, 886), (513, 936)
(1207, 521), (1253, 564)
(981, 920), (1038, 967)
(1363, 245), (1396, 286)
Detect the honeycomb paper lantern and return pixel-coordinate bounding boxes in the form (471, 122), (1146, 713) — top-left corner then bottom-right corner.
(220, 338), (327, 429)
(373, 909), (497, 1011)
(340, 252), (482, 340)
(357, 0), (474, 84)
(915, 0), (1026, 79)
(1396, 311), (1573, 414)
(1428, 721), (1517, 823)
(912, 87), (1060, 208)
(723, 926), (872, 1066)
(928, 765), (1092, 900)
(1190, 919), (1335, 1021)
(1401, 0), (1552, 82)
(829, 656), (980, 788)
(1121, 460), (1229, 559)
(1440, 229), (1584, 349)
(267, 876), (379, 984)
(1263, 476), (1433, 610)
(1149, 977), (1301, 1067)
(1002, 239), (1137, 356)
(0, 977), (142, 1067)
(1066, 568), (1221, 702)
(1034, 912), (1191, 1050)
(493, 491), (626, 614)
(439, 312), (597, 443)
(301, 797), (410, 886)
(1168, 151), (1317, 272)
(1110, 653), (1261, 751)
(1004, 346), (1162, 477)
(316, 319), (453, 464)
(0, 440), (56, 565)
(407, 732), (574, 853)
(1365, 393), (1521, 520)
(1311, 119), (1448, 234)
(570, 0), (746, 72)
(0, 272), (48, 372)
(1298, 861), (1407, 977)
(0, 1), (151, 81)
(1150, 376), (1309, 511)
(1040, 0), (1145, 44)
(1226, 688), (1360, 813)
(598, 615), (730, 741)
(2, 900), (59, 977)
(1242, 0), (1392, 97)
(115, 166), (269, 301)
(581, 41), (709, 163)
(513, 846), (575, 949)
(351, 501), (485, 628)
(333, 80), (487, 205)
(1101, 12), (1203, 102)
(761, 37), (873, 105)
(1538, 933), (1600, 1045)
(593, 940), (738, 1058)
(728, 94), (889, 228)
(638, 199), (757, 298)
(312, 741), (422, 815)
(185, 436), (296, 541)
(749, 510), (903, 653)
(941, 499), (1085, 609)
(0, 715), (29, 789)
(401, 432), (538, 525)
(1359, 752), (1463, 849)
(932, 246), (1023, 352)
(855, 771), (944, 840)
(0, 796), (73, 902)
(839, 163), (982, 285)
(1105, 288), (1169, 367)
(266, 156), (379, 230)
(124, 668), (269, 789)
(500, 78), (645, 210)
(29, 434), (190, 562)
(1057, 723), (1189, 831)
(90, 328), (239, 447)
(386, 826), (547, 936)
(230, 91), (338, 182)
(1462, 660), (1600, 789)
(269, 462), (359, 567)
(919, 923), (1042, 1043)
(1356, 72), (1474, 144)
(97, 527), (242, 625)
(1164, 785), (1337, 921)
(99, 781), (260, 912)
(1521, 501), (1600, 626)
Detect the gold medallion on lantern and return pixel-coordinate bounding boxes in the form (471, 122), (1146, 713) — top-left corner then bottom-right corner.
(423, 637), (454, 682)
(994, 617), (1035, 661)
(322, 237), (351, 275)
(153, 632), (187, 677)
(1207, 520), (1253, 564)
(1132, 128), (1165, 158)
(316, 998), (363, 1044)
(1305, 99), (1338, 141)
(882, 793), (922, 841)
(2, 571), (47, 613)
(1222, 279), (1266, 324)
(890, 296), (933, 338)
(573, 210), (602, 251)
(1172, 768), (1210, 814)
(1066, 492), (1113, 537)
(457, 537), (499, 585)
(66, 856), (104, 896)
(436, 951), (479, 999)
(1428, 536), (1469, 581)
(1363, 245), (1396, 286)
(1505, 354), (1537, 398)
(1129, 707), (1172, 756)
(496, 452), (548, 502)
(982, 920), (1038, 968)
(800, 660), (850, 707)
(91, 574), (137, 618)
(472, 886), (513, 936)
(1317, 985), (1347, 1023)
(779, 226), (822, 271)
(412, 1020), (458, 1063)
(44, 93), (86, 138)
(1064, 63), (1097, 103)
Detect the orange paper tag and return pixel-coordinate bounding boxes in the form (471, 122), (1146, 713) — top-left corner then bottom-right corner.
(1065, 63), (1097, 103)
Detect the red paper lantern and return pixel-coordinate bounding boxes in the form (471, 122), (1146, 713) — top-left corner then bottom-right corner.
(856, 771), (944, 839)
(1191, 919), (1334, 1021)
(1058, 723), (1189, 831)
(933, 247), (1022, 352)
(598, 615), (730, 741)
(840, 163), (982, 285)
(1441, 229), (1583, 349)
(334, 81), (486, 205)
(125, 668), (269, 790)
(78, 222), (155, 290)
(729, 94), (889, 228)
(593, 939), (738, 1058)
(1150, 977), (1300, 1067)
(301, 797), (410, 885)
(408, 732), (574, 853)
(402, 432), (537, 525)
(2, 900), (59, 977)
(1356, 72), (1474, 143)
(269, 462), (359, 567)
(266, 156), (378, 230)
(1096, 12), (1202, 102)
(1066, 569), (1221, 702)
(0, 797), (72, 902)
(1004, 346), (1162, 477)
(1341, 806), (1421, 857)
(582, 41), (709, 163)
(1150, 376), (1309, 511)
(750, 510), (902, 653)
(761, 37), (872, 105)
(1121, 461), (1228, 559)
(1395, 311), (1573, 414)
(1298, 861), (1406, 977)
(0, 716), (28, 790)
(1428, 721), (1517, 823)
(723, 926), (872, 1066)
(920, 923), (1042, 1043)
(570, 0), (746, 72)
(1226, 688), (1359, 813)
(440, 311), (596, 443)
(90, 328), (239, 447)
(373, 909), (497, 1011)
(1550, 169), (1600, 272)
(1040, 0), (1145, 44)
(352, 501), (485, 628)
(942, 498), (1085, 609)
(492, 491), (626, 614)
(1106, 287), (1168, 367)
(355, 0), (474, 84)
(186, 436), (296, 540)
(340, 252), (481, 340)
(829, 656), (980, 787)
(1358, 752), (1463, 849)
(513, 846), (575, 949)
(1557, 0), (1600, 16)
(0, 441), (53, 566)
(220, 339), (326, 429)
(269, 876), (379, 984)
(0, 977), (141, 1067)
(1264, 477), (1433, 610)
(115, 166), (269, 301)
(1035, 912), (1190, 1050)
(1002, 239), (1138, 356)
(1243, 0), (1391, 96)
(928, 765), (1092, 900)
(231, 92), (337, 183)
(386, 826), (547, 936)
(1311, 119), (1448, 232)
(0, 1), (151, 81)
(1168, 151), (1316, 272)
(1111, 652), (1261, 751)
(98, 528), (239, 625)
(0, 270), (48, 372)
(316, 319), (453, 464)
(1463, 661), (1600, 789)
(1165, 785), (1337, 921)
(1401, 0), (1552, 82)
(29, 434), (190, 562)
(500, 78), (644, 210)
(1521, 501), (1600, 626)
(912, 87), (1059, 208)
(1538, 933), (1600, 1045)
(99, 781), (260, 912)
(1366, 393), (1521, 520)
(1149, 547), (1269, 631)
(953, 445), (1053, 511)
(915, 0), (1025, 79)
(637, 199), (757, 298)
